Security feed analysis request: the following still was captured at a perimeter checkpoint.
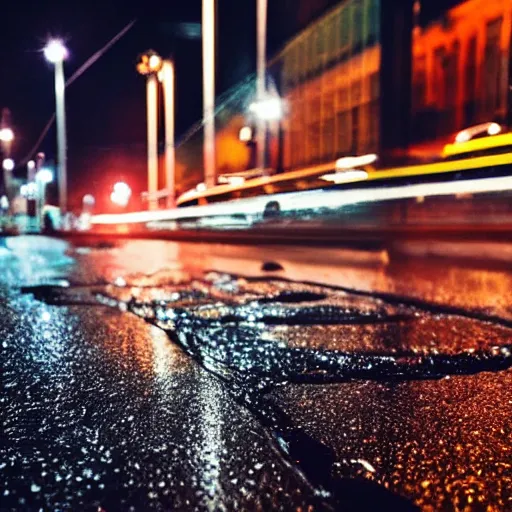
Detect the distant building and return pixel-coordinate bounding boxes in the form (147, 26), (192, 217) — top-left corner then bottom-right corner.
(270, 0), (413, 171)
(269, 0), (512, 170)
(411, 0), (512, 143)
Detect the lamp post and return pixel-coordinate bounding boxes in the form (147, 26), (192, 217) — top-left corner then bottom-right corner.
(249, 95), (285, 174)
(256, 0), (268, 174)
(137, 51), (163, 210)
(0, 127), (14, 149)
(44, 39), (68, 213)
(159, 60), (176, 208)
(1, 128), (14, 203)
(202, 0), (216, 188)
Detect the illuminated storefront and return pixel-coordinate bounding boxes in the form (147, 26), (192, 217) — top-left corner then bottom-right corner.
(412, 0), (512, 141)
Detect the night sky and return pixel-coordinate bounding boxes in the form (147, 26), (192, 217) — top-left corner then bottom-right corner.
(0, 0), (461, 208)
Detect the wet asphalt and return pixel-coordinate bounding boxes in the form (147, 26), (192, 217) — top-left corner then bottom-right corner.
(1, 236), (511, 511)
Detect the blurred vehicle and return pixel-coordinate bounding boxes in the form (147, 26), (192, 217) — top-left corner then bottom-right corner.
(176, 131), (512, 219)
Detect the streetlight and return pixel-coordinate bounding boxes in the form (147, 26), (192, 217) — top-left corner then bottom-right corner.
(158, 60), (176, 209)
(44, 39), (68, 213)
(110, 181), (132, 208)
(202, 0), (216, 188)
(2, 158), (14, 172)
(0, 128), (14, 143)
(249, 96), (284, 121)
(2, 158), (15, 211)
(36, 168), (54, 184)
(239, 126), (253, 142)
(0, 124), (14, 198)
(249, 95), (285, 173)
(256, 0), (268, 174)
(137, 50), (163, 211)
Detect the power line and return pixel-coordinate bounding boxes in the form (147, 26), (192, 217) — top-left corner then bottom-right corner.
(18, 19), (137, 168)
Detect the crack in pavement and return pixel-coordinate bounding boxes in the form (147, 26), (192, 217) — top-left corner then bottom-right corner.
(19, 275), (512, 511)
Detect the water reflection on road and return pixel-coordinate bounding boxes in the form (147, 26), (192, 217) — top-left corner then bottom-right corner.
(1, 236), (511, 511)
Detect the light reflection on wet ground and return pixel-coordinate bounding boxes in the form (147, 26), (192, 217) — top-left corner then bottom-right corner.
(1, 236), (511, 511)
(270, 371), (512, 511)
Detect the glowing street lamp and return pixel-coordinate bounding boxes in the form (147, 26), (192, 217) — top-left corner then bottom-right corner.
(83, 194), (95, 207)
(0, 127), (14, 143)
(36, 168), (54, 184)
(137, 50), (163, 211)
(239, 126), (253, 142)
(44, 39), (68, 213)
(249, 97), (284, 121)
(2, 158), (14, 171)
(0, 128), (14, 170)
(44, 40), (68, 63)
(110, 181), (132, 208)
(136, 51), (163, 76)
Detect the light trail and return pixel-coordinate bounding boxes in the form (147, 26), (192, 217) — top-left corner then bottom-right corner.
(91, 175), (512, 226)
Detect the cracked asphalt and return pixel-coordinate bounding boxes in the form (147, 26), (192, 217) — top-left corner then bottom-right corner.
(1, 236), (511, 511)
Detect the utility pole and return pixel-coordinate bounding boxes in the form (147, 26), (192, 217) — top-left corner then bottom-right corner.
(161, 60), (176, 208)
(44, 40), (69, 213)
(54, 58), (67, 213)
(146, 73), (159, 210)
(202, 0), (216, 188)
(256, 0), (268, 174)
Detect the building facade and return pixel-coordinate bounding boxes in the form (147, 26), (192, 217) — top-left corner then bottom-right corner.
(411, 0), (512, 142)
(271, 0), (512, 170)
(276, 0), (382, 170)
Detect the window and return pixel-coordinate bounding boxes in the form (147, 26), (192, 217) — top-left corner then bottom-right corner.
(283, 51), (293, 90)
(336, 110), (352, 154)
(316, 26), (325, 61)
(351, 80), (362, 106)
(483, 17), (503, 117)
(323, 117), (336, 159)
(337, 87), (350, 111)
(352, 1), (363, 51)
(309, 122), (321, 162)
(369, 101), (380, 151)
(370, 71), (380, 101)
(290, 130), (303, 167)
(465, 35), (477, 103)
(351, 105), (360, 153)
(309, 96), (322, 124)
(327, 16), (337, 62)
(433, 46), (446, 109)
(446, 41), (459, 112)
(307, 32), (316, 76)
(340, 6), (350, 51)
(323, 93), (336, 159)
(366, 0), (380, 44)
(413, 55), (427, 111)
(358, 102), (370, 152)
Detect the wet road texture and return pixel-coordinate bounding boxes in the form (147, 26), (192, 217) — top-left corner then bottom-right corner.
(1, 236), (511, 511)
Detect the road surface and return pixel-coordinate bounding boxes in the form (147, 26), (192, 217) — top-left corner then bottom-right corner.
(1, 236), (511, 511)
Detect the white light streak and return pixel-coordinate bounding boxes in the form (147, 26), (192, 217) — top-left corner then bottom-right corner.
(91, 175), (512, 226)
